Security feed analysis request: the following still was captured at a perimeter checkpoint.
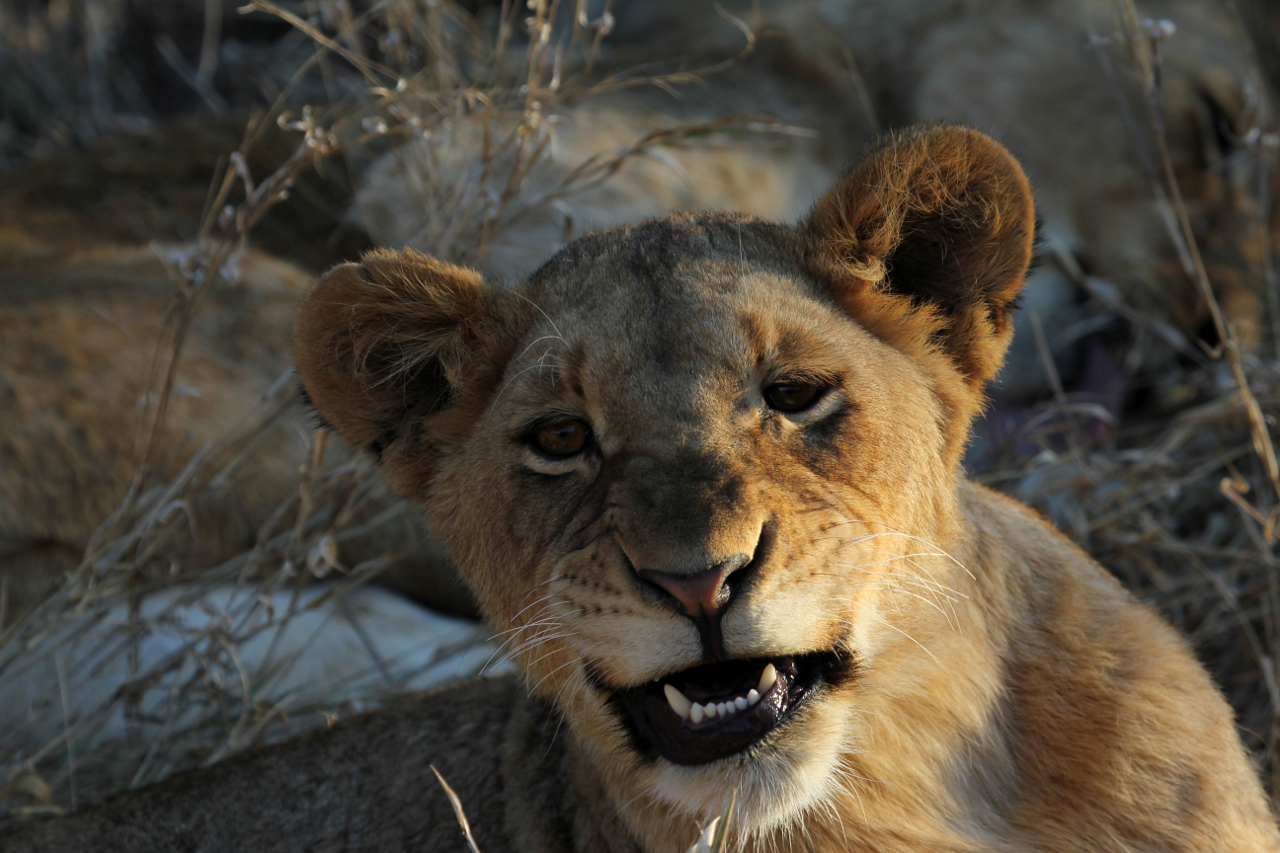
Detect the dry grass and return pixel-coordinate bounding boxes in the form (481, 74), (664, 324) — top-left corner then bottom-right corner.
(0, 0), (1278, 829)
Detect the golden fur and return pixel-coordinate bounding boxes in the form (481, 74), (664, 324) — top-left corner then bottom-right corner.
(0, 117), (475, 620)
(6, 125), (1276, 851)
(0, 236), (311, 615)
(0, 245), (473, 619)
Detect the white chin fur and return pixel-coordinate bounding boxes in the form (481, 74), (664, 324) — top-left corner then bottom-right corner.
(647, 696), (855, 834)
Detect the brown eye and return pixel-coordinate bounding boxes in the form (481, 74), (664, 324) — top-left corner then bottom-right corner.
(532, 419), (590, 457)
(763, 381), (823, 413)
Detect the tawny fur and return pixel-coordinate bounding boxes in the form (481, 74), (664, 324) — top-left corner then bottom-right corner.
(5, 125), (1276, 852)
(0, 118), (474, 620)
(0, 237), (311, 616)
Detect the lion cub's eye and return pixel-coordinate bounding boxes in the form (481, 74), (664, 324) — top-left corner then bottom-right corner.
(763, 381), (824, 413)
(531, 419), (591, 457)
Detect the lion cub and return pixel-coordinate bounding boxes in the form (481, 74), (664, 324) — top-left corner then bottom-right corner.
(6, 126), (1277, 852)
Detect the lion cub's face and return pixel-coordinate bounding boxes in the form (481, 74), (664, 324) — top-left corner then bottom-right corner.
(296, 127), (1035, 831)
(451, 218), (958, 823)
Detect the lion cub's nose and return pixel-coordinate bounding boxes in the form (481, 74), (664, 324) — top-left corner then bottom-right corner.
(638, 555), (751, 621)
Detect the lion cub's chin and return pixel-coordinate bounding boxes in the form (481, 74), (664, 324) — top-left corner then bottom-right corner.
(645, 694), (857, 833)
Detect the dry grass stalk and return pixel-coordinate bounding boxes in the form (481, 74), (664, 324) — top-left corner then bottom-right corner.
(1116, 0), (1280, 522)
(433, 765), (484, 853)
(684, 788), (736, 853)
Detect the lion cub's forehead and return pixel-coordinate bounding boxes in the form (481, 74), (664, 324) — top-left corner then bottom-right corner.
(522, 213), (803, 307)
(515, 214), (832, 381)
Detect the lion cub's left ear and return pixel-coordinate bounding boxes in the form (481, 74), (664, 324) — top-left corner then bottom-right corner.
(294, 249), (522, 499)
(804, 125), (1036, 391)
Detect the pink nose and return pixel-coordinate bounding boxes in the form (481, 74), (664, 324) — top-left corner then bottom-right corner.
(638, 555), (750, 620)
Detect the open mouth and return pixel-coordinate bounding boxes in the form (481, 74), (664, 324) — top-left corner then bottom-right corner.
(617, 651), (841, 765)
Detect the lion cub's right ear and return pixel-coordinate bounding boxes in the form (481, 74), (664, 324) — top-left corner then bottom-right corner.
(295, 249), (522, 497)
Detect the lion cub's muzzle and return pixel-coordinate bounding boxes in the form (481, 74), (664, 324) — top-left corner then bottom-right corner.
(616, 651), (846, 765)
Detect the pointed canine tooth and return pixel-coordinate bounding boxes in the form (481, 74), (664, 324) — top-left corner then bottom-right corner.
(735, 696), (748, 711)
(690, 703), (705, 724)
(705, 702), (719, 719)
(758, 663), (777, 694)
(747, 688), (761, 706)
(664, 684), (692, 718)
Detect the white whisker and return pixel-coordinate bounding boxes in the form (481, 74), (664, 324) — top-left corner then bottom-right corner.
(868, 614), (940, 666)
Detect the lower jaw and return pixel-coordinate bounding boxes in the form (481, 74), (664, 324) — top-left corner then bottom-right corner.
(646, 750), (839, 836)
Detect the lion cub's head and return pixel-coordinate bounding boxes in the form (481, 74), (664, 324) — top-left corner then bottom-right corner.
(295, 126), (1034, 833)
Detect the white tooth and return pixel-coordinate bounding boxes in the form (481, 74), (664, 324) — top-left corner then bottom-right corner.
(758, 663), (777, 694)
(735, 696), (748, 711)
(720, 702), (732, 716)
(705, 702), (719, 719)
(664, 684), (692, 718)
(690, 703), (705, 724)
(747, 688), (761, 706)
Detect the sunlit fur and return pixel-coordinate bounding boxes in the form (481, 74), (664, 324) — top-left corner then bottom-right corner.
(291, 125), (1280, 851)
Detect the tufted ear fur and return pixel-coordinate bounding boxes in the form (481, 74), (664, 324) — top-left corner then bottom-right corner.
(803, 125), (1036, 396)
(294, 248), (522, 499)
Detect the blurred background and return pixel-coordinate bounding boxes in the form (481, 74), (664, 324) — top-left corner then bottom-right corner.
(1, 0), (1279, 821)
